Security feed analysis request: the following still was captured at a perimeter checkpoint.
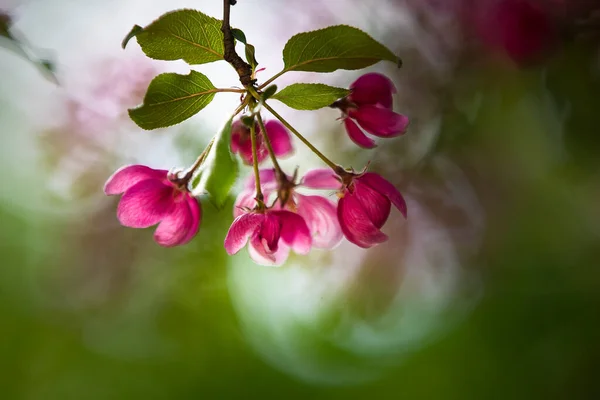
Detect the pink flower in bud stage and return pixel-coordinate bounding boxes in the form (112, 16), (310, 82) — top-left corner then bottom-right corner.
(230, 119), (293, 165)
(335, 73), (409, 149)
(104, 165), (201, 247)
(337, 172), (407, 248)
(224, 209), (312, 266)
(235, 168), (343, 251)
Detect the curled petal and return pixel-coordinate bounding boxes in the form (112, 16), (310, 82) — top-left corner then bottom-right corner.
(359, 173), (407, 218)
(264, 120), (293, 157)
(351, 105), (409, 137)
(301, 168), (342, 190)
(349, 73), (396, 109)
(259, 212), (281, 253)
(224, 213), (265, 255)
(249, 236), (291, 266)
(181, 195), (202, 244)
(104, 165), (168, 195)
(153, 200), (193, 247)
(344, 118), (376, 149)
(296, 194), (342, 249)
(337, 193), (388, 248)
(271, 210), (312, 254)
(352, 180), (391, 228)
(117, 180), (174, 228)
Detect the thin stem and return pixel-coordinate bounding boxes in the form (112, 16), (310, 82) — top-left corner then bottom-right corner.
(215, 87), (245, 93)
(257, 68), (287, 90)
(249, 120), (264, 206)
(260, 101), (340, 171)
(221, 0), (254, 86)
(255, 113), (284, 177)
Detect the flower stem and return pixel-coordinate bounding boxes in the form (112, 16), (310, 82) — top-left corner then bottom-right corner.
(255, 113), (284, 177)
(260, 101), (340, 171)
(257, 69), (287, 90)
(249, 116), (264, 207)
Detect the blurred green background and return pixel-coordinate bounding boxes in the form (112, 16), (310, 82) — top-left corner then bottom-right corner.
(1, 0), (599, 398)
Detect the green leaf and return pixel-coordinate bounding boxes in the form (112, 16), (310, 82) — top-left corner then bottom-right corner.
(245, 43), (258, 70)
(129, 9), (224, 65)
(196, 119), (239, 208)
(271, 83), (349, 110)
(121, 25), (143, 49)
(231, 28), (247, 44)
(261, 85), (278, 101)
(282, 25), (400, 73)
(128, 70), (217, 130)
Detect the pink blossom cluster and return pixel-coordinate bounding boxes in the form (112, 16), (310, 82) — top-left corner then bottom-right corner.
(104, 73), (409, 265)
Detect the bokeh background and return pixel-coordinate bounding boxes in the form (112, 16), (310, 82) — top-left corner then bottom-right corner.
(1, 0), (599, 398)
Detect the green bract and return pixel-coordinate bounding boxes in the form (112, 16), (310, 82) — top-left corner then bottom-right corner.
(272, 83), (349, 110)
(195, 119), (239, 208)
(124, 9), (224, 65)
(128, 71), (217, 130)
(282, 25), (400, 74)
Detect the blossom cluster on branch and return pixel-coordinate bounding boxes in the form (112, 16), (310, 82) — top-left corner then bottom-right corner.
(104, 2), (410, 265)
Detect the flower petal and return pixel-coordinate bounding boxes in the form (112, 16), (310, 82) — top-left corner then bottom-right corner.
(271, 210), (312, 255)
(264, 120), (293, 157)
(349, 72), (396, 109)
(224, 212), (265, 255)
(344, 118), (377, 149)
(351, 105), (409, 138)
(352, 179), (391, 229)
(359, 173), (407, 218)
(248, 233), (291, 266)
(296, 194), (343, 249)
(104, 165), (167, 195)
(117, 180), (174, 228)
(337, 192), (388, 248)
(243, 168), (277, 191)
(233, 191), (256, 218)
(230, 130), (242, 154)
(301, 168), (342, 190)
(153, 200), (193, 247)
(181, 195), (202, 244)
(258, 212), (281, 252)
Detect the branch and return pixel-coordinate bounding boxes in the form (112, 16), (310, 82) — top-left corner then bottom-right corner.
(221, 0), (254, 87)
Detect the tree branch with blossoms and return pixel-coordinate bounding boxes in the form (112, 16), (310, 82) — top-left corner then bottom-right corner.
(107, 1), (410, 265)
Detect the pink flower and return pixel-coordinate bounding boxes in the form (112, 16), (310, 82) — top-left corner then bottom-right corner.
(224, 209), (312, 266)
(235, 168), (343, 250)
(475, 0), (557, 64)
(104, 165), (201, 247)
(334, 73), (409, 149)
(337, 172), (407, 248)
(230, 119), (293, 165)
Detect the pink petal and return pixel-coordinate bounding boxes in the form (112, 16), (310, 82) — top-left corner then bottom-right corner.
(117, 180), (174, 228)
(271, 210), (312, 255)
(349, 73), (396, 109)
(234, 191), (256, 218)
(301, 168), (342, 190)
(104, 165), (168, 195)
(351, 105), (409, 138)
(296, 194), (342, 249)
(153, 199), (193, 247)
(181, 195), (202, 244)
(248, 234), (291, 266)
(264, 120), (293, 157)
(359, 173), (407, 218)
(258, 212), (281, 252)
(337, 192), (388, 248)
(224, 212), (264, 255)
(243, 168), (277, 190)
(236, 129), (268, 165)
(344, 118), (377, 149)
(230, 130), (242, 154)
(352, 180), (391, 229)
